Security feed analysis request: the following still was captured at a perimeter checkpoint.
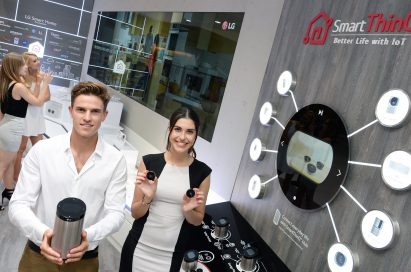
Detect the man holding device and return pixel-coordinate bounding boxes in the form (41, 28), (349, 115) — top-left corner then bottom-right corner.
(9, 81), (127, 271)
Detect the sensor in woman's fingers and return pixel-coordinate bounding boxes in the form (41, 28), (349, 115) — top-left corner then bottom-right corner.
(146, 171), (156, 181)
(186, 189), (195, 198)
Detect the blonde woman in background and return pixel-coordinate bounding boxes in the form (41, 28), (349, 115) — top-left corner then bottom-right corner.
(13, 52), (49, 181)
(0, 52), (52, 209)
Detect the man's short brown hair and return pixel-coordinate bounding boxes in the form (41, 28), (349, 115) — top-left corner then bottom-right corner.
(71, 81), (111, 110)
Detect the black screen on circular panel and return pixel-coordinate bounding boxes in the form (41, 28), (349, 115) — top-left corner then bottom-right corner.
(277, 104), (349, 210)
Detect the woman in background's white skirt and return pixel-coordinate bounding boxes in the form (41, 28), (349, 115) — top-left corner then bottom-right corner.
(23, 104), (45, 136)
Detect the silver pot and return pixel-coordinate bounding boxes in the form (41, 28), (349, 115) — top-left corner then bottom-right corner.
(240, 246), (259, 271)
(214, 217), (229, 239)
(181, 249), (198, 271)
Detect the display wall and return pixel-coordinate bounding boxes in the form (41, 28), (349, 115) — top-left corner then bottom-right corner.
(0, 0), (94, 87)
(87, 11), (244, 142)
(231, 1), (411, 271)
(82, 0), (285, 201)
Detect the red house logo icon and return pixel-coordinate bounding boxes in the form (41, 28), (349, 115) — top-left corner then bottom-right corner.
(303, 12), (333, 45)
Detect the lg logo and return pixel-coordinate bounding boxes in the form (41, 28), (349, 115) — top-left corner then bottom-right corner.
(222, 20), (236, 30)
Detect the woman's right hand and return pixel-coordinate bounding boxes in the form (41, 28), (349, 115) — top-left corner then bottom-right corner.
(35, 71), (44, 84)
(135, 170), (157, 200)
(43, 71), (53, 84)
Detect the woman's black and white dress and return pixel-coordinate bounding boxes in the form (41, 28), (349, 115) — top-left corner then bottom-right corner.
(0, 82), (28, 151)
(120, 153), (211, 272)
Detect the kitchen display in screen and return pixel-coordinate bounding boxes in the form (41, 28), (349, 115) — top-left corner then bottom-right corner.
(286, 131), (333, 185)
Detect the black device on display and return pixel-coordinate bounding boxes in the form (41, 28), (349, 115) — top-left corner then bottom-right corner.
(307, 163), (316, 174)
(182, 249), (200, 272)
(186, 189), (195, 198)
(335, 251), (346, 267)
(184, 249), (198, 262)
(386, 96), (399, 113)
(390, 97), (399, 106)
(146, 171), (156, 181)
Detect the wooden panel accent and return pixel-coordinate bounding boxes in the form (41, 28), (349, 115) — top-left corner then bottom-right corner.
(231, 0), (411, 271)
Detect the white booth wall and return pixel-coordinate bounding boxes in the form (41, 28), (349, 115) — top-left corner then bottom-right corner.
(81, 0), (285, 201)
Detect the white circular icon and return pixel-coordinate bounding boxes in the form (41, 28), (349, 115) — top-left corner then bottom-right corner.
(198, 250), (215, 265)
(361, 210), (398, 250)
(28, 41), (45, 58)
(381, 150), (411, 190)
(375, 89), (410, 127)
(327, 243), (356, 272)
(113, 60), (126, 74)
(248, 175), (263, 199)
(259, 102), (276, 125)
(277, 70), (296, 96)
(249, 138), (265, 162)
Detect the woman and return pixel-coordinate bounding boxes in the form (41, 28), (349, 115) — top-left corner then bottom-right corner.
(13, 52), (48, 181)
(0, 52), (52, 208)
(120, 107), (212, 271)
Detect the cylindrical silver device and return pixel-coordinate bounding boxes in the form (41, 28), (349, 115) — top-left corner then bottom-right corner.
(181, 249), (198, 271)
(214, 217), (229, 239)
(51, 197), (86, 259)
(240, 246), (259, 271)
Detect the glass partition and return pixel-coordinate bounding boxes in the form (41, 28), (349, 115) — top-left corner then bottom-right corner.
(87, 11), (244, 141)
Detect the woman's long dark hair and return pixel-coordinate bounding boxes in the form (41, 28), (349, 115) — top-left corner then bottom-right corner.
(166, 107), (200, 158)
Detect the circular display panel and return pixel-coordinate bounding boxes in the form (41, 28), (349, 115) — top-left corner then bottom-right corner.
(277, 104), (349, 210)
(375, 89), (410, 127)
(277, 70), (296, 96)
(381, 150), (411, 190)
(327, 243), (356, 272)
(361, 210), (399, 250)
(249, 138), (265, 162)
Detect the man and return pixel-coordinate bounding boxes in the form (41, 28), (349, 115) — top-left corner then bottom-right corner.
(9, 81), (127, 272)
(142, 25), (153, 54)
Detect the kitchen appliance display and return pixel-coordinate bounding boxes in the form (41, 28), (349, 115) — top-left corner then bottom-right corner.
(187, 202), (290, 271)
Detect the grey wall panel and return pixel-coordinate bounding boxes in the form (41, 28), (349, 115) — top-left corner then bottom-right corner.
(231, 0), (411, 271)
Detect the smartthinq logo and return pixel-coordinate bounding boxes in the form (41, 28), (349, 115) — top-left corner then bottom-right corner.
(304, 11), (411, 46)
(303, 11), (333, 45)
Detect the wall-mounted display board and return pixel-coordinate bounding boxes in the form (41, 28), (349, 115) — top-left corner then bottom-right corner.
(231, 1), (411, 271)
(0, 0), (94, 87)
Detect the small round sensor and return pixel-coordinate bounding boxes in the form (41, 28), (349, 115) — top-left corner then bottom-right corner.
(146, 171), (156, 181)
(186, 189), (195, 198)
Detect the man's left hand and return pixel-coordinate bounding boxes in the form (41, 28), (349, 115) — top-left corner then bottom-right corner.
(64, 230), (89, 263)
